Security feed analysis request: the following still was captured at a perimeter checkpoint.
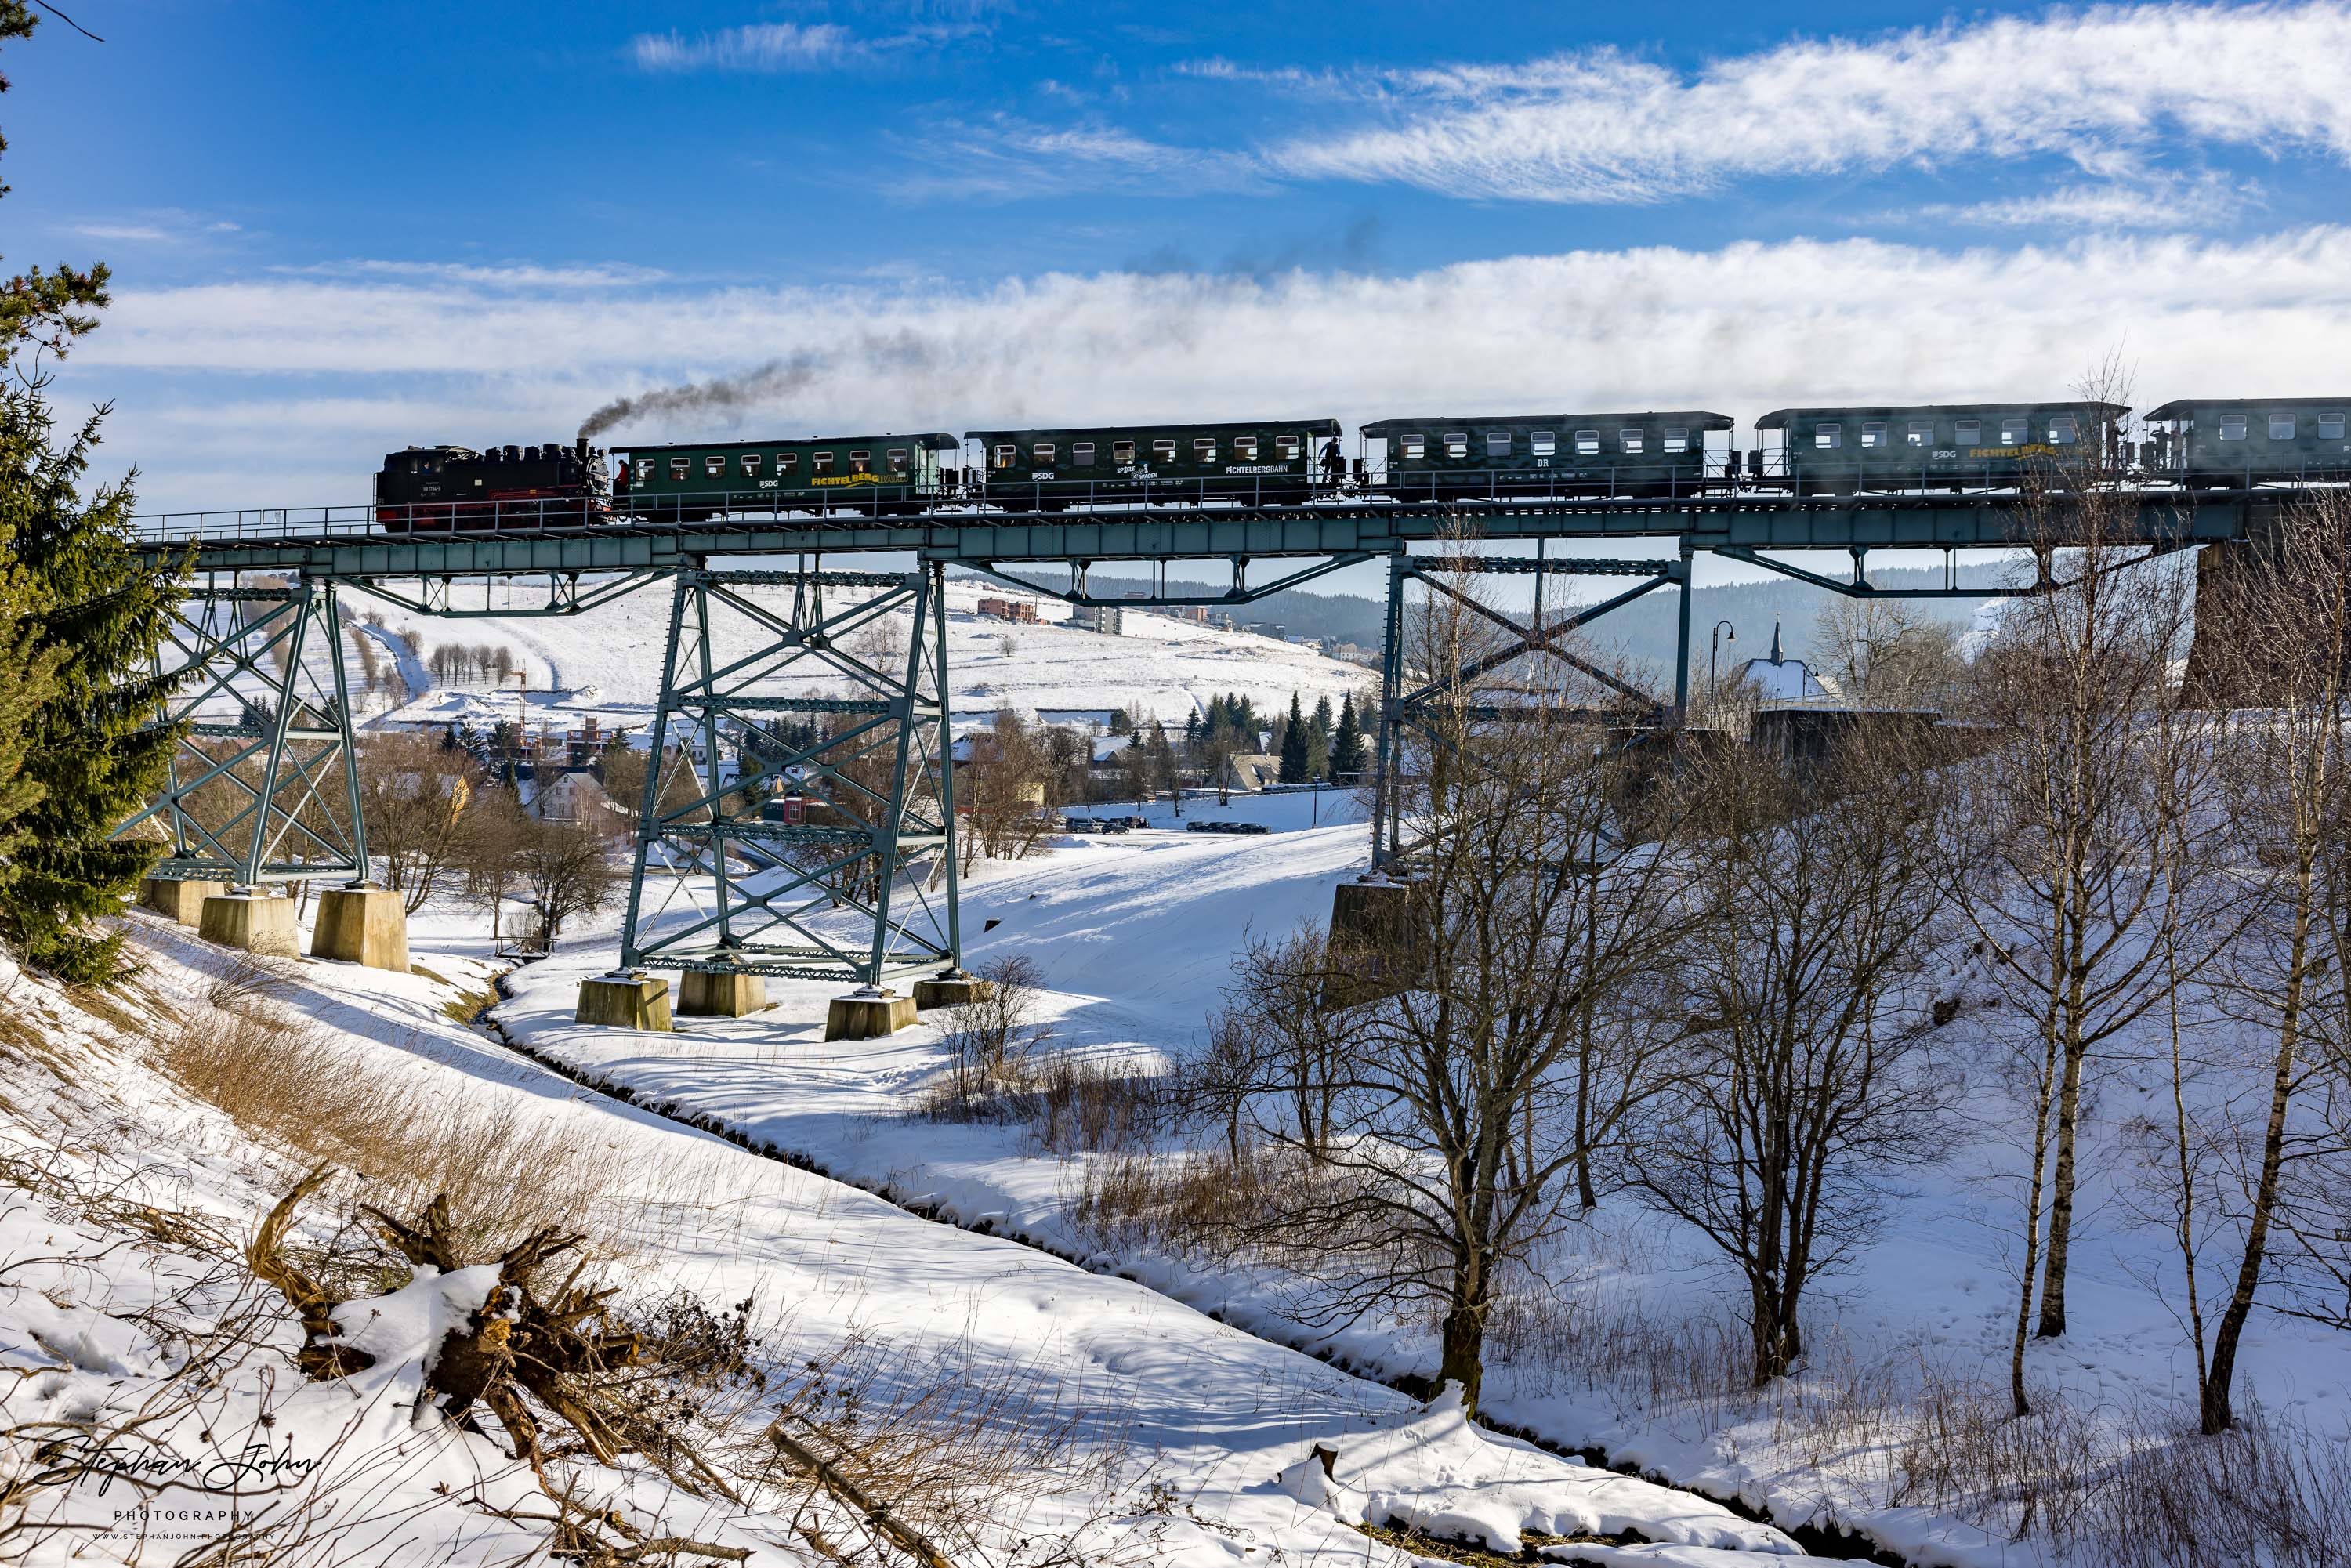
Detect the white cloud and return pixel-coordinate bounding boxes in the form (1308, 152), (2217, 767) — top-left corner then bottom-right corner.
(1233, 2), (2351, 201)
(1925, 169), (2264, 229)
(629, 22), (860, 72)
(72, 223), (172, 243)
(65, 209), (244, 245)
(71, 226), (2351, 510)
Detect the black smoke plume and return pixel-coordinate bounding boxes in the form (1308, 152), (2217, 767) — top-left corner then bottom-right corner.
(575, 333), (958, 441)
(578, 353), (826, 440)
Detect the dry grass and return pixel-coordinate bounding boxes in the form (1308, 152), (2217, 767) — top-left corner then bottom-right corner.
(1480, 1276), (2351, 1567)
(152, 956), (622, 1260)
(921, 1052), (1164, 1158)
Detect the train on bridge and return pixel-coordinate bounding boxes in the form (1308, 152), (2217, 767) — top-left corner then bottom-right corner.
(371, 396), (2351, 531)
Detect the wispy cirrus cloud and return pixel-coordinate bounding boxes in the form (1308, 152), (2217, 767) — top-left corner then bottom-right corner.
(63, 208), (242, 245)
(627, 10), (988, 74)
(1922, 169), (2266, 230)
(1156, 3), (2351, 205)
(629, 21), (861, 72)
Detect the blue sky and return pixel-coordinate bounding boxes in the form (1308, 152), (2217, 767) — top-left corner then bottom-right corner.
(13, 1), (2351, 512)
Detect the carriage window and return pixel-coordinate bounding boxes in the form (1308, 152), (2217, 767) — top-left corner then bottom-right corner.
(741, 453), (763, 476)
(705, 454), (727, 477)
(1955, 419), (1981, 444)
(1814, 423), (1842, 450)
(850, 449), (872, 473)
(2219, 415), (2248, 440)
(1398, 435), (1426, 461)
(1444, 433), (1469, 458)
(2270, 414), (2298, 440)
(1487, 432), (1512, 457)
(1112, 440), (1136, 462)
(1194, 437), (1217, 462)
(2321, 414), (2346, 440)
(777, 451), (798, 473)
(1154, 439), (1177, 460)
(887, 448), (909, 472)
(2048, 418), (2077, 444)
(1907, 421), (1934, 447)
(1531, 430), (1556, 455)
(1233, 436), (1258, 461)
(1619, 429), (1645, 454)
(1999, 417), (2029, 444)
(669, 458), (690, 480)
(1275, 434), (1300, 460)
(1031, 443), (1055, 465)
(1070, 442), (1094, 465)
(1860, 422), (1886, 449)
(992, 445), (1016, 469)
(1662, 428), (1690, 454)
(1574, 429), (1600, 455)
(813, 451), (835, 473)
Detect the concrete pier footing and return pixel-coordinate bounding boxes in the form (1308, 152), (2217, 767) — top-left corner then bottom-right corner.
(197, 891), (299, 958)
(677, 969), (767, 1017)
(912, 972), (994, 1010)
(310, 886), (410, 972)
(139, 878), (225, 925)
(575, 972), (673, 1031)
(825, 988), (918, 1041)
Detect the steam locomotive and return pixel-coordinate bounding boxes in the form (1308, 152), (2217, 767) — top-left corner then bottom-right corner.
(374, 436), (611, 531)
(373, 396), (2351, 531)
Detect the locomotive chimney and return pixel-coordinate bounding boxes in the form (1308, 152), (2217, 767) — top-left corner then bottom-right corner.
(576, 436), (590, 462)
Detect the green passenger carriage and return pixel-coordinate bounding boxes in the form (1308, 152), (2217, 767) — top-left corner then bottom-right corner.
(1753, 403), (2128, 494)
(965, 418), (1342, 511)
(617, 433), (959, 522)
(2141, 399), (2351, 488)
(1358, 412), (1735, 499)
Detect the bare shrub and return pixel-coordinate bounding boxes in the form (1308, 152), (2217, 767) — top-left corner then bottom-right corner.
(935, 954), (1051, 1074)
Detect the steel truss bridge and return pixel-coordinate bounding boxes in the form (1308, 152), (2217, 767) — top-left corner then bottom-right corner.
(119, 486), (2260, 995)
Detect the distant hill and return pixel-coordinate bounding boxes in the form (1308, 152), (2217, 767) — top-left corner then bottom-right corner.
(972, 563), (2008, 690)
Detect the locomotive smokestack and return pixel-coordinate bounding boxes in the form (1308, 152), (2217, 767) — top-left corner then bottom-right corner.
(576, 436), (589, 461)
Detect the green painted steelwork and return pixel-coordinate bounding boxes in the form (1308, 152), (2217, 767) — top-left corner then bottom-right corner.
(133, 491), (2251, 580)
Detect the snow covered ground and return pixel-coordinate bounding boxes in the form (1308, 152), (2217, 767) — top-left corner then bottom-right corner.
(342, 576), (1375, 745)
(0, 836), (1831, 1564)
(488, 792), (2351, 1568)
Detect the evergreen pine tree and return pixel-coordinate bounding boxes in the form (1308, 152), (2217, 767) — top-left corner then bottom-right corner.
(0, 6), (186, 981)
(1330, 691), (1368, 781)
(1277, 692), (1310, 784)
(1307, 693), (1334, 780)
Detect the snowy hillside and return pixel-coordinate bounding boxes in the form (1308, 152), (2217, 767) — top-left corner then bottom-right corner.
(339, 576), (1375, 744)
(0, 828), (1830, 1566)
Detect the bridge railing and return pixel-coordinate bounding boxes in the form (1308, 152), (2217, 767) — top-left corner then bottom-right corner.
(131, 461), (2351, 547)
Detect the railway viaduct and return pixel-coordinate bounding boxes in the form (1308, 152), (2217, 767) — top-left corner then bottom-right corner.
(114, 487), (2255, 1037)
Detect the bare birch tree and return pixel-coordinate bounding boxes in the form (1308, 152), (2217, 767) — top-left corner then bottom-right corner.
(1944, 447), (2210, 1394)
(2183, 493), (2351, 1432)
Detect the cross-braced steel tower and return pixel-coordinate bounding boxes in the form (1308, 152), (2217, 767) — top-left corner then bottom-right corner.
(618, 562), (962, 987)
(114, 577), (367, 885)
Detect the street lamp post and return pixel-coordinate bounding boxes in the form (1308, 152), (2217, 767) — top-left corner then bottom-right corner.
(1709, 619), (1737, 701)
